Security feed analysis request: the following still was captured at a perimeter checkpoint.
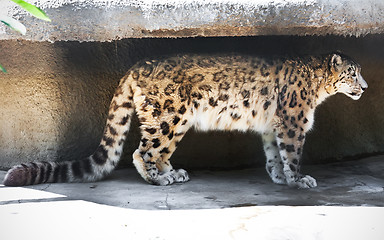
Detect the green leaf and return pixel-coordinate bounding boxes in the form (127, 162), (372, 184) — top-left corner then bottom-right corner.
(0, 15), (27, 35)
(0, 64), (7, 73)
(11, 0), (51, 22)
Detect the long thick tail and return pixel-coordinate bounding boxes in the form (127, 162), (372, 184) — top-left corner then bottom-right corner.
(3, 74), (135, 186)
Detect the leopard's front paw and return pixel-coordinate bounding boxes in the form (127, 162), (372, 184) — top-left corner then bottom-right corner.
(268, 167), (287, 185)
(289, 175), (317, 189)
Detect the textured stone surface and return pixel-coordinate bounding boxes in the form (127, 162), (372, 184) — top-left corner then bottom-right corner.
(0, 0), (384, 42)
(1, 204), (382, 240)
(0, 35), (383, 169)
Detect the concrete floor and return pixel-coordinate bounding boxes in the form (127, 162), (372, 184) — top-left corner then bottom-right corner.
(1, 155), (383, 209)
(0, 155), (383, 239)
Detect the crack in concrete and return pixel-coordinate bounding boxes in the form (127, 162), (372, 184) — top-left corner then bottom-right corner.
(165, 193), (171, 210)
(40, 184), (52, 191)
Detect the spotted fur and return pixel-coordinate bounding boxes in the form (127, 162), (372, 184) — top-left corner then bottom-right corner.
(3, 52), (367, 188)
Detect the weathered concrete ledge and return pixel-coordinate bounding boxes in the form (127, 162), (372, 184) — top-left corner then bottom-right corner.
(1, 0), (384, 42)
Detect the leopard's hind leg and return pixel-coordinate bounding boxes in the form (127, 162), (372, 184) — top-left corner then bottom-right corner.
(132, 114), (190, 185)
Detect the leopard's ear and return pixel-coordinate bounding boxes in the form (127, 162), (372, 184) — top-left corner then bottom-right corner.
(329, 53), (343, 71)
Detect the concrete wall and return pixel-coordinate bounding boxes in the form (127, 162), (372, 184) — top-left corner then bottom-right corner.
(1, 35), (383, 170)
(1, 0), (384, 41)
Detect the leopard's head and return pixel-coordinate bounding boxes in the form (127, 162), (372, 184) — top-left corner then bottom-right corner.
(326, 53), (368, 100)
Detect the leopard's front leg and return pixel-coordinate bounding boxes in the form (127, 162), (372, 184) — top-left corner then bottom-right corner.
(262, 132), (286, 185)
(275, 130), (317, 188)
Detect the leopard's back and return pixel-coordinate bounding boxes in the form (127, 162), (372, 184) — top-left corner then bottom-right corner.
(131, 54), (280, 133)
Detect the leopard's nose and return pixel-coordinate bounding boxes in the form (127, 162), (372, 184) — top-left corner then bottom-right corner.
(359, 75), (368, 91)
